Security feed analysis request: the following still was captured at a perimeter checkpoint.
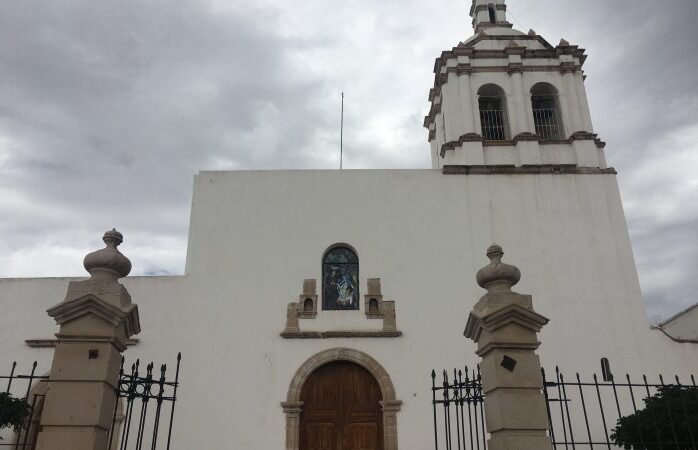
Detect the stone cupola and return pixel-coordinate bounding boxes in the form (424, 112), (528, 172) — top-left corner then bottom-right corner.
(425, 1), (610, 173)
(470, 0), (512, 33)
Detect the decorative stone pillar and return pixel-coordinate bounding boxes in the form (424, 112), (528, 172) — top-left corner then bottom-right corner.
(457, 62), (476, 132)
(561, 62), (583, 134)
(36, 229), (140, 450)
(464, 245), (553, 450)
(506, 43), (529, 136)
(281, 401), (303, 450)
(380, 400), (401, 449)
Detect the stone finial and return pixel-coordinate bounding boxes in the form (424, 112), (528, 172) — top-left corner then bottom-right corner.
(83, 229), (132, 281)
(476, 244), (521, 293)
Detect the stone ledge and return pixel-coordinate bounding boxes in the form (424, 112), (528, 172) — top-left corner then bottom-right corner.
(280, 331), (402, 339)
(26, 338), (139, 348)
(443, 165), (617, 175)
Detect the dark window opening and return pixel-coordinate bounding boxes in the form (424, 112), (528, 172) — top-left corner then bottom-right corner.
(488, 5), (497, 24)
(369, 298), (379, 314)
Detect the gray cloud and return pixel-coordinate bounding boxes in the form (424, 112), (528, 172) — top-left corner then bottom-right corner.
(0, 0), (696, 320)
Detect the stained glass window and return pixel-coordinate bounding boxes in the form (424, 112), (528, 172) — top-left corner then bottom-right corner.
(322, 246), (359, 310)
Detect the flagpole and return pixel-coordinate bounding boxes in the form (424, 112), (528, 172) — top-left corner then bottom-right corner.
(340, 92), (344, 170)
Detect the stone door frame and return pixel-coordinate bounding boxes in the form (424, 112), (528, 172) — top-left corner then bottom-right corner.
(282, 347), (402, 450)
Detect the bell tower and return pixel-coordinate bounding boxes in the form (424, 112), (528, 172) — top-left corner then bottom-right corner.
(424, 0), (608, 171)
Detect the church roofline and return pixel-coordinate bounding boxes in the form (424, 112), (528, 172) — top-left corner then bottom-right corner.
(658, 302), (698, 328)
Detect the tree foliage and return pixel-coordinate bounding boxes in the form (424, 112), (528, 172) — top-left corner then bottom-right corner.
(611, 385), (698, 450)
(0, 392), (31, 433)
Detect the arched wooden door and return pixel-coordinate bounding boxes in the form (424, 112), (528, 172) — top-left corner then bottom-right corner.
(300, 361), (383, 450)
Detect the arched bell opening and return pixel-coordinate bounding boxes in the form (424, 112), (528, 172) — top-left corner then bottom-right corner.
(531, 82), (564, 140)
(477, 83), (510, 141)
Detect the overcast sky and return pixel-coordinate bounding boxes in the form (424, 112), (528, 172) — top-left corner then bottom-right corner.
(0, 0), (696, 321)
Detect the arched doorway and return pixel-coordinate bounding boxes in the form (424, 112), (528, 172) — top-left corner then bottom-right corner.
(282, 348), (401, 450)
(300, 361), (382, 450)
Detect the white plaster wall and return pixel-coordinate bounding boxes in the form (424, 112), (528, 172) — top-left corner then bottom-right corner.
(1, 169), (697, 449)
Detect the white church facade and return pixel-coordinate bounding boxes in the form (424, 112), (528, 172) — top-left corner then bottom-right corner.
(1, 1), (696, 449)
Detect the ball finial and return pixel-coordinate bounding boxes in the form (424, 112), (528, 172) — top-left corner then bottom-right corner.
(83, 229), (132, 281)
(476, 244), (521, 292)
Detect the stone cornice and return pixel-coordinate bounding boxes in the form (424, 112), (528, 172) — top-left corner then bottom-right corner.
(47, 294), (141, 338)
(280, 330), (402, 339)
(468, 303), (549, 335)
(440, 133), (484, 156)
(26, 338), (139, 348)
(443, 165), (618, 175)
(433, 46), (585, 74)
(438, 131), (605, 153)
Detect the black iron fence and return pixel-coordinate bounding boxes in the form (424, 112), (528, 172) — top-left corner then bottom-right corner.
(109, 353), (182, 450)
(0, 362), (48, 449)
(432, 365), (698, 450)
(542, 366), (698, 450)
(431, 367), (487, 450)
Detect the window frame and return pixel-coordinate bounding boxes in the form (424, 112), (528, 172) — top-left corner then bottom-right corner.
(321, 244), (360, 311)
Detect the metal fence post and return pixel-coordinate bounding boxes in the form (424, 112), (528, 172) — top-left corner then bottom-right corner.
(35, 230), (140, 450)
(464, 245), (553, 450)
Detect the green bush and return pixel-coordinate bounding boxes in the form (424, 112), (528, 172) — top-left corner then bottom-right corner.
(0, 392), (31, 433)
(611, 385), (698, 450)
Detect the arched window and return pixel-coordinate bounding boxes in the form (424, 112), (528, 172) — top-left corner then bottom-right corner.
(478, 84), (509, 141)
(488, 4), (497, 24)
(531, 82), (564, 140)
(322, 245), (359, 310)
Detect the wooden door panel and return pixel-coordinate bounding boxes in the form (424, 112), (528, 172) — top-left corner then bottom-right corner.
(300, 361), (383, 450)
(303, 423), (336, 450)
(344, 423), (379, 450)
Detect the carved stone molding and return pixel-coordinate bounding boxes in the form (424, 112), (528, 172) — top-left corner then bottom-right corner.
(280, 330), (402, 339)
(282, 348), (401, 450)
(443, 165), (617, 175)
(282, 278), (401, 339)
(439, 131), (607, 153)
(25, 338), (139, 348)
(439, 133), (484, 156)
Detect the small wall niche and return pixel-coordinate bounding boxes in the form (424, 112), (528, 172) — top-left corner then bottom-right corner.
(365, 279), (384, 319)
(298, 279), (318, 318)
